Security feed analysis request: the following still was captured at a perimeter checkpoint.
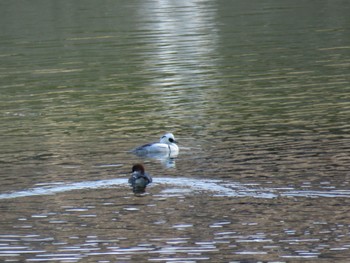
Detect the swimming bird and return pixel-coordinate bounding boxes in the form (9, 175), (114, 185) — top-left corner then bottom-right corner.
(128, 164), (152, 194)
(132, 133), (179, 154)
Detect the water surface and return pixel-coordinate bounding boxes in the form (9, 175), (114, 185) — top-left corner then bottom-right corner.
(1, 0), (350, 262)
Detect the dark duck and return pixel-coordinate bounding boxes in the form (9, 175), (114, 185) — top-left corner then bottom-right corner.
(128, 164), (152, 194)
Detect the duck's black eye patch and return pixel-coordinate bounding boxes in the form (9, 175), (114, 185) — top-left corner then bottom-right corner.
(169, 138), (174, 142)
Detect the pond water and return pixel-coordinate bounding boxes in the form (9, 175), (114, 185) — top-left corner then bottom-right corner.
(1, 0), (350, 262)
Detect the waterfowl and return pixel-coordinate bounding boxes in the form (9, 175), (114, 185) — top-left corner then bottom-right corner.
(128, 164), (152, 194)
(132, 133), (179, 154)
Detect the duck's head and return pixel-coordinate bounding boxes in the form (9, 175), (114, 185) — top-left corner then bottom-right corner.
(132, 163), (145, 175)
(160, 133), (178, 145)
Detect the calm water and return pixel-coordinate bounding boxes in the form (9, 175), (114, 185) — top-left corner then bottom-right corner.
(1, 0), (350, 262)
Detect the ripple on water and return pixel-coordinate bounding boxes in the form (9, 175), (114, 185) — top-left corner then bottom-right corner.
(2, 177), (350, 201)
(0, 236), (48, 259)
(172, 224), (193, 230)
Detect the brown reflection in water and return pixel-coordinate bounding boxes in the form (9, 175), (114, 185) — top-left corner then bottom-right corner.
(1, 186), (350, 262)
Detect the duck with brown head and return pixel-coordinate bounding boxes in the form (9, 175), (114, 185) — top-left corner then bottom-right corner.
(128, 164), (152, 194)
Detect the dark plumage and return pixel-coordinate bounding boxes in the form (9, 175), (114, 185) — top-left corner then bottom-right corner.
(128, 164), (152, 194)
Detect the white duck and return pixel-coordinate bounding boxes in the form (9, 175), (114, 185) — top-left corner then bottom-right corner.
(132, 133), (179, 154)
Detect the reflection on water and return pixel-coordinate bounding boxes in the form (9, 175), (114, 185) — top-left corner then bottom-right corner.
(138, 0), (219, 88)
(1, 0), (350, 262)
(132, 151), (178, 168)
